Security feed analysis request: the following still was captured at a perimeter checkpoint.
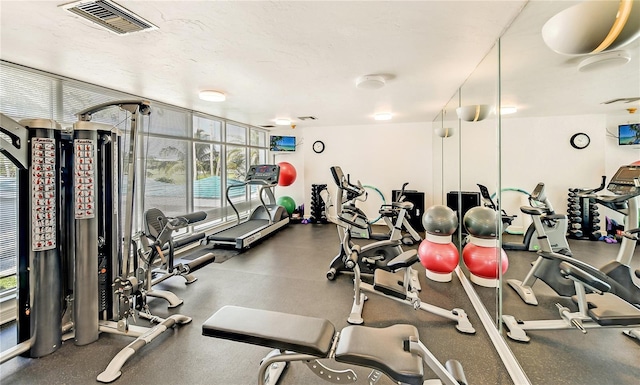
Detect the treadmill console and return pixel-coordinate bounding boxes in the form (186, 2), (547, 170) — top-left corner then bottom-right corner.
(607, 165), (640, 196)
(246, 164), (280, 185)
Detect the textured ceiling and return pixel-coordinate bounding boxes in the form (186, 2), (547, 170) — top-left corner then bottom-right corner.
(0, 1), (638, 128)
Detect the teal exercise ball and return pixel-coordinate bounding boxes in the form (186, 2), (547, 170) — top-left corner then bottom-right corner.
(277, 196), (296, 215)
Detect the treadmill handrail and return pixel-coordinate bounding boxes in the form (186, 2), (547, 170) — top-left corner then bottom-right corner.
(225, 179), (278, 225)
(226, 181), (248, 225)
(258, 184), (273, 225)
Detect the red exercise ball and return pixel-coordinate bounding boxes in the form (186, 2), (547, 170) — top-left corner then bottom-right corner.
(462, 243), (509, 287)
(278, 162), (297, 186)
(418, 239), (459, 282)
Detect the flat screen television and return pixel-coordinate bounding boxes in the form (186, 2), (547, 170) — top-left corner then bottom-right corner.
(270, 135), (296, 152)
(618, 123), (640, 145)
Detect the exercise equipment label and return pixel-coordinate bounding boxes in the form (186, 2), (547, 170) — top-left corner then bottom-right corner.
(31, 137), (56, 251)
(74, 138), (96, 219)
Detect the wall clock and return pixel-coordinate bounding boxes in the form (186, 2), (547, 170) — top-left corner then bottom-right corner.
(570, 133), (590, 149)
(313, 140), (325, 153)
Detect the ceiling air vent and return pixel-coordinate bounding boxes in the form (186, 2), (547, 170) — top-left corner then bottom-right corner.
(260, 125), (275, 128)
(297, 116), (317, 121)
(60, 0), (158, 35)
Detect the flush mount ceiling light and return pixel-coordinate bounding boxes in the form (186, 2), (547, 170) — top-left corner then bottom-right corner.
(542, 0), (640, 55)
(374, 112), (392, 121)
(275, 118), (292, 126)
(456, 105), (491, 122)
(199, 90), (226, 102)
(578, 50), (631, 72)
(356, 75), (386, 90)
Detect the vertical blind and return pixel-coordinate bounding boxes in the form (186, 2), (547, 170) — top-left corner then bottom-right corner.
(0, 60), (269, 283)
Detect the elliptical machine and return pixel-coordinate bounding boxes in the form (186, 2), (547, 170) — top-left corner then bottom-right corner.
(506, 164), (640, 306)
(496, 182), (572, 256)
(325, 166), (413, 280)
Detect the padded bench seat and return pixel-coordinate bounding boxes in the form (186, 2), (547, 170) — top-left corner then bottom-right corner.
(586, 293), (640, 326)
(335, 324), (424, 385)
(202, 306), (427, 385)
(202, 305), (335, 357)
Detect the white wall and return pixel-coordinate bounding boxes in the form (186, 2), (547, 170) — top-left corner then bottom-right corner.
(270, 113), (637, 223)
(602, 113), (640, 224)
(501, 113), (640, 223)
(271, 122), (433, 220)
(444, 113), (639, 224)
(499, 114), (607, 216)
(605, 113), (640, 176)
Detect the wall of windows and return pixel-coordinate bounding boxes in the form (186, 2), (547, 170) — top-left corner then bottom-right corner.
(0, 61), (269, 300)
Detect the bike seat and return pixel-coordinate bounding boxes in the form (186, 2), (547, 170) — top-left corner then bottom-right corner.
(520, 206), (544, 216)
(387, 249), (418, 270)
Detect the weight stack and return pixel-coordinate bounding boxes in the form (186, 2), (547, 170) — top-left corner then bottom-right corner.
(309, 184), (328, 224)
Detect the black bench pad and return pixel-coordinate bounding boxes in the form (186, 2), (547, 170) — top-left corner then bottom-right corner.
(585, 293), (640, 326)
(174, 232), (205, 248)
(202, 306), (335, 357)
(335, 324), (424, 385)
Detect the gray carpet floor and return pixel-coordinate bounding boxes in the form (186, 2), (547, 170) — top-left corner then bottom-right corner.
(1, 223), (638, 384)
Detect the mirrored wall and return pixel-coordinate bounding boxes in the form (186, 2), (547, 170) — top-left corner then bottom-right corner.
(434, 1), (640, 384)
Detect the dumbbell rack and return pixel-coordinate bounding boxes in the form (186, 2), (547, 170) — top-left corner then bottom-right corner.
(567, 188), (600, 240)
(309, 184), (328, 224)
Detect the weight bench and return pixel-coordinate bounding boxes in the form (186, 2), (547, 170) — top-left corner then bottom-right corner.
(202, 306), (468, 385)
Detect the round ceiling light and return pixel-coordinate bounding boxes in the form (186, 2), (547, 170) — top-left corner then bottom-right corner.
(275, 118), (291, 126)
(577, 50), (631, 72)
(542, 0), (640, 55)
(199, 90), (226, 102)
(356, 75), (386, 90)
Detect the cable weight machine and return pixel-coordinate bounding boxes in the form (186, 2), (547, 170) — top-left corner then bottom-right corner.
(0, 100), (191, 383)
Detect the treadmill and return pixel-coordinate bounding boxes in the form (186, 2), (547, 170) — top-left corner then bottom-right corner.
(206, 164), (290, 249)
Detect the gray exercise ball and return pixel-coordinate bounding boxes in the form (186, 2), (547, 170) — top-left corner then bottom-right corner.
(422, 205), (458, 235)
(463, 206), (499, 238)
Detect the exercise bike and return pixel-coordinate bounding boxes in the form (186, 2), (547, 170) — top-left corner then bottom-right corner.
(480, 182), (572, 256)
(506, 164), (640, 306)
(325, 166), (415, 280)
(322, 176), (475, 333)
(347, 182), (422, 246)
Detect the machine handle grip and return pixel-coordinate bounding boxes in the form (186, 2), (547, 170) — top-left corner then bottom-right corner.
(344, 245), (361, 269)
(338, 213), (368, 229)
(0, 126), (21, 149)
(622, 228), (640, 240)
(558, 261), (611, 294)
